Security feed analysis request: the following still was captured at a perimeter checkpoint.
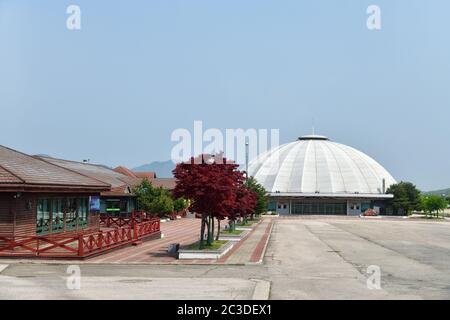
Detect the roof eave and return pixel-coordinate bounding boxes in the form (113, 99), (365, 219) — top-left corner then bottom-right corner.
(269, 192), (394, 199)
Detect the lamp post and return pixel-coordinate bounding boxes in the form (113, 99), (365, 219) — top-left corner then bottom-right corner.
(245, 141), (249, 184)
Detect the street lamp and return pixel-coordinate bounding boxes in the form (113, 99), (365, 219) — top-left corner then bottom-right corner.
(245, 141), (249, 183)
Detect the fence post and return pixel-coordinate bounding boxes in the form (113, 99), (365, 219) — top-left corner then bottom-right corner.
(98, 231), (103, 248)
(133, 222), (138, 240)
(78, 235), (84, 257)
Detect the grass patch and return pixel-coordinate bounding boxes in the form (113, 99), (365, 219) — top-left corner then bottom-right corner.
(423, 216), (445, 220)
(236, 221), (253, 227)
(184, 240), (228, 251)
(221, 229), (244, 235)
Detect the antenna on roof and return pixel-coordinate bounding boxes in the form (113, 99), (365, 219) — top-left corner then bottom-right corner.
(312, 118), (315, 135)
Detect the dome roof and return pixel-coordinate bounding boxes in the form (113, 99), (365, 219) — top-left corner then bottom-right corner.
(248, 135), (396, 196)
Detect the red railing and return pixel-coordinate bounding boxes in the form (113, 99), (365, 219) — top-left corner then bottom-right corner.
(0, 218), (160, 258)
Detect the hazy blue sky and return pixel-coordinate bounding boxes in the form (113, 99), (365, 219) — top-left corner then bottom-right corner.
(0, 0), (449, 191)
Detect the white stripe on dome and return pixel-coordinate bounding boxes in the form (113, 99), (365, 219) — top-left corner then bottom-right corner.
(272, 140), (306, 193)
(252, 143), (292, 192)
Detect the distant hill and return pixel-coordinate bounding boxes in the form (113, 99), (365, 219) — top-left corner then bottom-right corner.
(132, 160), (175, 178)
(424, 188), (450, 196)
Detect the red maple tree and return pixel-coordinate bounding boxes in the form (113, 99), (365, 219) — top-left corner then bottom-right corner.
(173, 154), (245, 247)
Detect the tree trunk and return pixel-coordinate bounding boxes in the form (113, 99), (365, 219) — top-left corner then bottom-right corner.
(206, 215), (213, 246)
(216, 219), (221, 241)
(200, 216), (206, 249)
(230, 219), (235, 232)
(211, 215), (215, 243)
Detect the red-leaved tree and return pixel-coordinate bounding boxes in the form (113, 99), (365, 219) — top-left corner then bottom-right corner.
(229, 185), (257, 230)
(173, 154), (244, 248)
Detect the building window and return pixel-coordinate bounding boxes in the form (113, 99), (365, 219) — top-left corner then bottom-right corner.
(51, 199), (64, 233)
(36, 197), (90, 235)
(291, 202), (347, 215)
(37, 199), (50, 234)
(78, 198), (88, 228)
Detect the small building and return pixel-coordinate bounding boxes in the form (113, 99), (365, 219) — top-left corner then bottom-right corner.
(0, 145), (110, 240)
(248, 135), (397, 216)
(39, 157), (141, 217)
(39, 158), (177, 216)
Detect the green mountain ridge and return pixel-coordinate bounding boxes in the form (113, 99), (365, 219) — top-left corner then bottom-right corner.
(424, 188), (450, 196)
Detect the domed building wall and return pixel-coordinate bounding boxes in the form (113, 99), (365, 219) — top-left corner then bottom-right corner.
(248, 135), (396, 216)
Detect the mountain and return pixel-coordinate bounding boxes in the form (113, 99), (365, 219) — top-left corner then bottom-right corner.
(424, 188), (450, 196)
(132, 160), (175, 178)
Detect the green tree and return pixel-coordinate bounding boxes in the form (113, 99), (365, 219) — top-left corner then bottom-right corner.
(133, 179), (175, 217)
(149, 193), (174, 217)
(173, 197), (189, 212)
(133, 178), (156, 213)
(421, 195), (448, 218)
(386, 182), (421, 215)
(246, 176), (269, 217)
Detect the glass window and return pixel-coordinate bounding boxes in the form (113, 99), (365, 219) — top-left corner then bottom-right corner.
(291, 202), (347, 215)
(78, 198), (88, 228)
(51, 199), (64, 233)
(37, 199), (50, 235)
(106, 199), (121, 216)
(66, 199), (78, 231)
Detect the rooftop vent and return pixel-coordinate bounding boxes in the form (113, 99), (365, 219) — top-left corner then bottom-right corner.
(298, 135), (329, 141)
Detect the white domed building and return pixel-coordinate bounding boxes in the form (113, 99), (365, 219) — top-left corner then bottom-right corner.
(248, 135), (396, 216)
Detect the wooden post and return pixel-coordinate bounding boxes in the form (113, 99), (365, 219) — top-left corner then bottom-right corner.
(78, 235), (84, 257)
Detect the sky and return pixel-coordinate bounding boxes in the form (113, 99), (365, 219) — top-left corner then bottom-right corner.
(0, 0), (449, 191)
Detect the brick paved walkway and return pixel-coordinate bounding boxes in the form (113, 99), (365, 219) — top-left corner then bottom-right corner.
(88, 218), (203, 264)
(219, 218), (273, 264)
(84, 217), (273, 264)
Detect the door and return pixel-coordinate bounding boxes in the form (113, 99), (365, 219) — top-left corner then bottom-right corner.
(277, 202), (290, 215)
(348, 202), (361, 216)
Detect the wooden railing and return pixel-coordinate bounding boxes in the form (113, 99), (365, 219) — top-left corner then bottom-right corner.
(0, 218), (160, 258)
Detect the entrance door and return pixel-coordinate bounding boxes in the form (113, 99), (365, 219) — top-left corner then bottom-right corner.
(348, 202), (361, 216)
(277, 202), (290, 215)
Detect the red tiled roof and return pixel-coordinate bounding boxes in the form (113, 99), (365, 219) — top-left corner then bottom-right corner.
(134, 172), (157, 180)
(101, 185), (134, 197)
(150, 178), (176, 190)
(113, 166), (138, 178)
(0, 145), (110, 192)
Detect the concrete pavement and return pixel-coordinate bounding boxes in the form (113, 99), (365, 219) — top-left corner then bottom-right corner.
(1, 217), (450, 299)
(265, 218), (450, 299)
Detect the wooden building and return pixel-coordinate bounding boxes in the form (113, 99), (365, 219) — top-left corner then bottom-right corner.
(0, 145), (110, 241)
(0, 146), (161, 258)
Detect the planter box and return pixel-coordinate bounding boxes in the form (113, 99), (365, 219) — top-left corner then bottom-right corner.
(178, 241), (234, 260)
(218, 230), (249, 241)
(235, 219), (261, 230)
